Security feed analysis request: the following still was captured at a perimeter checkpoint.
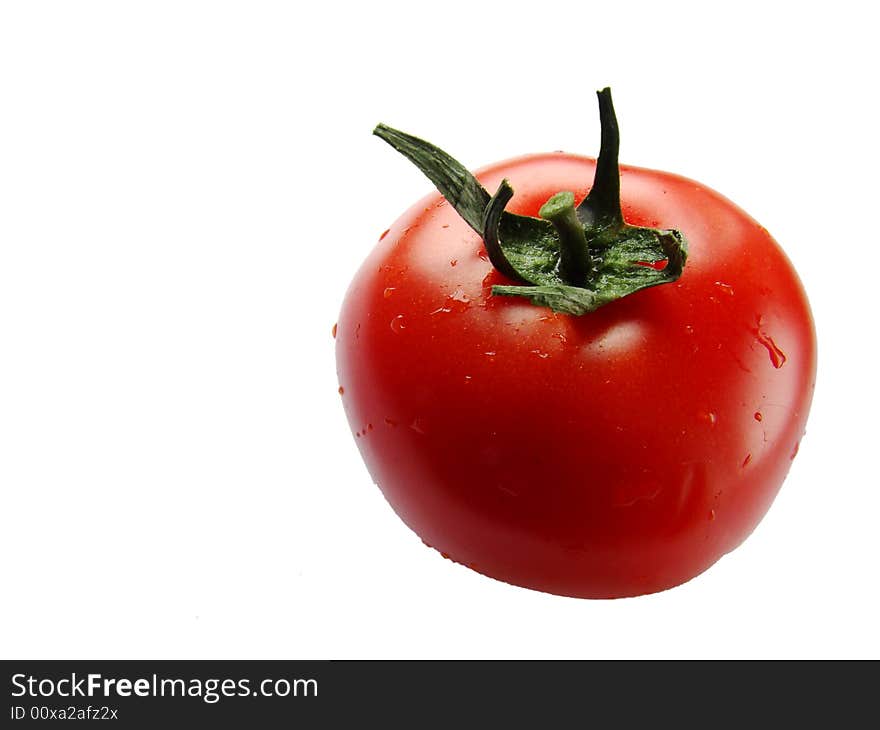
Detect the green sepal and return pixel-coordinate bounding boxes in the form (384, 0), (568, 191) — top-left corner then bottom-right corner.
(373, 88), (688, 316)
(493, 226), (687, 315)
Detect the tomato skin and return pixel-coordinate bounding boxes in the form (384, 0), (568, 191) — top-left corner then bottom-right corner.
(336, 153), (816, 598)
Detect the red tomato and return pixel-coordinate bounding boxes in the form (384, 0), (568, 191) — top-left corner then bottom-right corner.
(336, 149), (815, 599)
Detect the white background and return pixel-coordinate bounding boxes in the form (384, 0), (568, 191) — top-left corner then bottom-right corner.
(1, 1), (877, 659)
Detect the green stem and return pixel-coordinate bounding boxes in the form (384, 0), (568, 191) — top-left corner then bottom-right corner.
(539, 191), (593, 286)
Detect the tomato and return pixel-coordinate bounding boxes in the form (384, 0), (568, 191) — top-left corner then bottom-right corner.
(335, 91), (816, 598)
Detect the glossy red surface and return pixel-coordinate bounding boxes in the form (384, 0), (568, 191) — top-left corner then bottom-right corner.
(336, 153), (816, 598)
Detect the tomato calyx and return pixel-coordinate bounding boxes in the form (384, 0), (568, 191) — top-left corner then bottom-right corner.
(374, 88), (688, 315)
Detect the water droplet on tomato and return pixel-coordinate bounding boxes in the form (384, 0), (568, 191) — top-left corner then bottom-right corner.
(463, 375), (473, 384)
(384, 287), (395, 298)
(379, 229), (390, 241)
(704, 412), (717, 426)
(742, 453), (752, 467)
(430, 287), (471, 315)
(714, 281), (735, 296)
(754, 411), (763, 422)
(752, 318), (787, 368)
(708, 509), (716, 521)
(390, 315), (405, 334)
(684, 324), (694, 335)
(368, 423), (373, 431)
(484, 351), (496, 357)
(384, 417), (398, 427)
(531, 349), (550, 359)
(478, 250), (489, 262)
(338, 386), (344, 395)
(331, 323), (337, 339)
(410, 418), (426, 435)
(758, 333), (786, 368)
